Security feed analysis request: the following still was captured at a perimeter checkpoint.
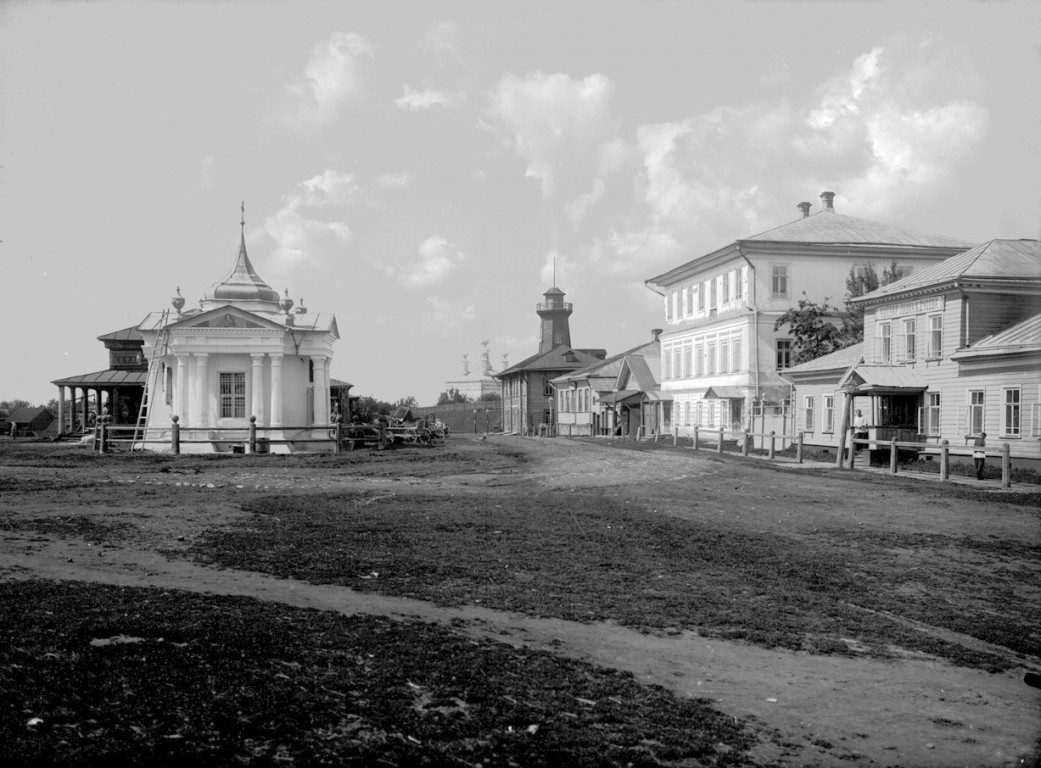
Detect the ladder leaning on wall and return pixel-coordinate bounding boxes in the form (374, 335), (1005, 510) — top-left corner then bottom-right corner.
(131, 309), (170, 451)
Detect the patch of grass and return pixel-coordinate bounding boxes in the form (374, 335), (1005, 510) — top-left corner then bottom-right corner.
(0, 514), (131, 544)
(0, 580), (756, 767)
(190, 490), (1035, 670)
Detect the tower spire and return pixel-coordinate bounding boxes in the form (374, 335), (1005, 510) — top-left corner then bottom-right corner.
(240, 201), (246, 238)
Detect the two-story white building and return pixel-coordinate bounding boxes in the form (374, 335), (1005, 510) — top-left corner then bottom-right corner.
(782, 238), (1041, 470)
(644, 192), (971, 437)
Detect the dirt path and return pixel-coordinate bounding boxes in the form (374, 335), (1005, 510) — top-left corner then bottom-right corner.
(1, 437), (1039, 766)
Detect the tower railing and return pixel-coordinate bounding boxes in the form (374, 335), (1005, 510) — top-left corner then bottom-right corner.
(536, 302), (572, 312)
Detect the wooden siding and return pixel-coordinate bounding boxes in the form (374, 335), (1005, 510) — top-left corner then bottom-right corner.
(966, 294), (1041, 346)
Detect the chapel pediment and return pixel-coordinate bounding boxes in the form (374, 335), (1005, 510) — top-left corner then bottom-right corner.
(168, 305), (285, 332)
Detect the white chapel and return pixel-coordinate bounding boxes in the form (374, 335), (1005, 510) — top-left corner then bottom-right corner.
(135, 206), (341, 452)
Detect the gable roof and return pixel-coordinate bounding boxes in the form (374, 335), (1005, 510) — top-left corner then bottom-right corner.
(496, 345), (604, 377)
(97, 326), (144, 343)
(858, 238), (1041, 303)
(8, 406), (54, 424)
(746, 211), (972, 249)
(952, 312), (1041, 360)
(550, 339), (659, 385)
(617, 354), (660, 391)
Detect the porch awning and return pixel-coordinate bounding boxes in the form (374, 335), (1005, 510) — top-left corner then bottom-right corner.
(703, 385), (746, 399)
(643, 390), (673, 402)
(839, 365), (926, 393)
(52, 369), (147, 388)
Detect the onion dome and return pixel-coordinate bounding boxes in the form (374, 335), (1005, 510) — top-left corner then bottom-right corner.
(200, 203), (281, 312)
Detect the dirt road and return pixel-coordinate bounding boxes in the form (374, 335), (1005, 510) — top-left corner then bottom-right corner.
(1, 436), (1038, 766)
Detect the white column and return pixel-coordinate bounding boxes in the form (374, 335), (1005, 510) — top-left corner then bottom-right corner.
(270, 354), (283, 426)
(196, 353), (210, 427)
(311, 356), (329, 425)
(57, 386), (65, 433)
(251, 353), (266, 425)
(176, 354), (189, 423)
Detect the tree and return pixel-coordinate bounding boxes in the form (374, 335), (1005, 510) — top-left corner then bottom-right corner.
(394, 396), (419, 410)
(437, 388), (472, 405)
(773, 294), (848, 365)
(841, 259), (902, 344)
(478, 391), (502, 402)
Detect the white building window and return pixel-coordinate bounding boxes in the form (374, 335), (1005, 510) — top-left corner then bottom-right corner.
(219, 372), (246, 419)
(803, 395), (814, 432)
(683, 401), (691, 427)
(719, 340), (729, 374)
(877, 322), (892, 363)
(927, 314), (943, 358)
(663, 345), (673, 379)
(776, 339), (792, 370)
(681, 341), (692, 378)
(707, 342), (716, 375)
(903, 318), (917, 362)
(697, 283), (705, 312)
(920, 392), (941, 436)
(967, 390), (985, 435)
(722, 272), (731, 304)
(771, 265), (789, 298)
(732, 337), (742, 372)
(823, 395), (835, 433)
(734, 268), (744, 301)
(1002, 387), (1021, 437)
(709, 278), (717, 310)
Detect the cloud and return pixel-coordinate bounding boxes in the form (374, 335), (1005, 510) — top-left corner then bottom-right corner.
(283, 31), (375, 131)
(374, 172), (413, 190)
(264, 170), (357, 264)
(395, 85), (460, 111)
(487, 72), (621, 201)
(380, 235), (466, 288)
(422, 295), (475, 330)
(587, 37), (988, 275)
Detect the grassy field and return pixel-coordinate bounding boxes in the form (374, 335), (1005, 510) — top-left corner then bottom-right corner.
(0, 580), (755, 767)
(1, 437), (1039, 766)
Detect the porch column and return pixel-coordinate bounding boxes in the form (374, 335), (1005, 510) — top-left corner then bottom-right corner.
(57, 386), (65, 433)
(196, 353), (210, 427)
(81, 389), (89, 432)
(175, 354), (189, 423)
(269, 354), (283, 427)
(311, 355), (329, 425)
(251, 353), (266, 426)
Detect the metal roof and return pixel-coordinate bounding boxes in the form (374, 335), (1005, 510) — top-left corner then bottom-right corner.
(952, 312), (1041, 360)
(97, 326), (144, 343)
(861, 239), (1041, 301)
(781, 343), (865, 376)
(839, 365), (926, 392)
(747, 211), (973, 249)
(51, 369), (148, 387)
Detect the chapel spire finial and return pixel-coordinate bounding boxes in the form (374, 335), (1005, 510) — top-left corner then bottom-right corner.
(240, 201), (245, 236)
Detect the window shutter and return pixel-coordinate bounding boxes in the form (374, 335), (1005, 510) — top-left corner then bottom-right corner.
(917, 406), (924, 434)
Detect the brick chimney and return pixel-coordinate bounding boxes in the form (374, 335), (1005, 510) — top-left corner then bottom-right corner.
(797, 202), (812, 218)
(820, 191), (835, 212)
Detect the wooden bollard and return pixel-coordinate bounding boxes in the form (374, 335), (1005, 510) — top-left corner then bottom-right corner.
(796, 432), (804, 464)
(98, 420), (108, 454)
(333, 421), (342, 455)
(249, 416), (257, 454)
(741, 431), (749, 456)
(939, 440), (949, 481)
(692, 425), (699, 451)
(717, 427), (724, 454)
(768, 431), (775, 460)
(1002, 443), (1011, 489)
(890, 440), (898, 474)
(171, 415), (180, 455)
(673, 427), (678, 447)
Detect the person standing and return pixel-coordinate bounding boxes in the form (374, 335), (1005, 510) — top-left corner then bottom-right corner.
(973, 432), (987, 480)
(852, 409), (869, 453)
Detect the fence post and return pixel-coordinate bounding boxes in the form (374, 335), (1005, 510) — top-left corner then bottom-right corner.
(741, 431), (749, 456)
(796, 432), (804, 464)
(1002, 443), (1011, 489)
(846, 435), (856, 470)
(248, 416), (257, 454)
(171, 415), (180, 455)
(97, 419), (106, 454)
(939, 440), (949, 481)
(673, 426), (678, 447)
(717, 427), (724, 454)
(768, 431), (775, 460)
(692, 425), (699, 451)
(890, 440), (898, 474)
(332, 421), (341, 455)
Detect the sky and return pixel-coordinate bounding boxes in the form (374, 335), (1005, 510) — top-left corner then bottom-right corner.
(2, 0), (1039, 406)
